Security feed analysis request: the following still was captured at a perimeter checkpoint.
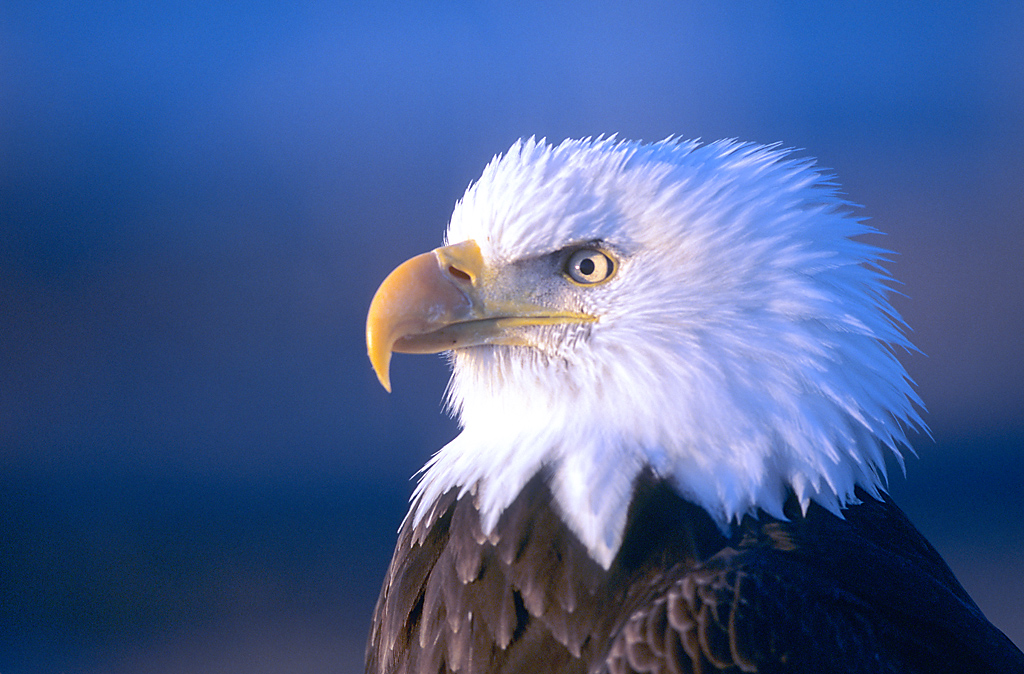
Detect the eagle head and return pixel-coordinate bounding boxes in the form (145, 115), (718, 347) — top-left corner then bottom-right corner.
(366, 137), (925, 567)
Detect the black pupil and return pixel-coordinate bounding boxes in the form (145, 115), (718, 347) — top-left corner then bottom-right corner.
(578, 257), (596, 276)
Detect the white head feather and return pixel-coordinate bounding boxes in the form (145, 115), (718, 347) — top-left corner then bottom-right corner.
(411, 136), (925, 568)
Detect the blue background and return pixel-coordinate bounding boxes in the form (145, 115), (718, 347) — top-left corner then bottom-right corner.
(2, 2), (1022, 672)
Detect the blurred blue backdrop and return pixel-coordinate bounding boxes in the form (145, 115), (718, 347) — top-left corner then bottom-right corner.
(2, 1), (1022, 672)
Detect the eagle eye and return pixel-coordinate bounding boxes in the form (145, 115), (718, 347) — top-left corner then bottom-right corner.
(565, 248), (615, 285)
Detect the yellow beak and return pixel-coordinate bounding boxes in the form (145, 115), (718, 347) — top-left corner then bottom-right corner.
(365, 240), (594, 391)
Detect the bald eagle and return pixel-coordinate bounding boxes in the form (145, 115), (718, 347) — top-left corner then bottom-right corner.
(364, 138), (1024, 673)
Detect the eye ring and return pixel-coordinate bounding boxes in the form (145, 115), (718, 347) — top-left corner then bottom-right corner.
(565, 248), (615, 285)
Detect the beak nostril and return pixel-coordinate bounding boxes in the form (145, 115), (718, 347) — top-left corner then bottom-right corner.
(448, 266), (472, 282)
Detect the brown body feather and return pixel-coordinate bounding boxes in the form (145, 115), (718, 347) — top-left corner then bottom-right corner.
(366, 470), (1024, 674)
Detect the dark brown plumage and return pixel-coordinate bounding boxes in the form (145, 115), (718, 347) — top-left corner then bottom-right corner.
(366, 471), (1024, 674)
